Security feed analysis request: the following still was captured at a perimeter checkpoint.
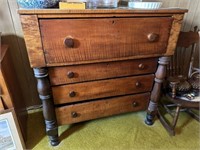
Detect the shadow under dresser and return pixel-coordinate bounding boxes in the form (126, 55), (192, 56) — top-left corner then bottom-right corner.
(18, 8), (187, 146)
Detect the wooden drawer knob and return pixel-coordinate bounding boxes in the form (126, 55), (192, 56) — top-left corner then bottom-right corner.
(147, 33), (159, 42)
(71, 112), (78, 118)
(135, 81), (141, 87)
(64, 37), (74, 48)
(69, 91), (76, 97)
(132, 102), (138, 107)
(67, 71), (74, 78)
(138, 63), (145, 70)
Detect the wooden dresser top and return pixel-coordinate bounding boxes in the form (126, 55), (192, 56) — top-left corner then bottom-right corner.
(18, 8), (188, 17)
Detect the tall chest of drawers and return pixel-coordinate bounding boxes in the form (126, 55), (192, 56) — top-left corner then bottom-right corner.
(18, 9), (187, 146)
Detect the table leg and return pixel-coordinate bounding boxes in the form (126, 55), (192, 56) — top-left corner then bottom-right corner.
(145, 57), (170, 125)
(33, 68), (59, 146)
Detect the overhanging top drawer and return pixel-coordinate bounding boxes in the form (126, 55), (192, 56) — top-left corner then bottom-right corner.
(40, 17), (173, 65)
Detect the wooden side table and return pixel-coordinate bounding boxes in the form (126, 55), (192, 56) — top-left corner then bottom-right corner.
(0, 45), (27, 140)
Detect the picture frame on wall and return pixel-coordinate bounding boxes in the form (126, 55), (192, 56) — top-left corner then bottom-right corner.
(0, 108), (25, 150)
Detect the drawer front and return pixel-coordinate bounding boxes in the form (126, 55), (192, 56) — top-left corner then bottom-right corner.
(55, 93), (150, 125)
(49, 58), (157, 85)
(40, 17), (172, 65)
(52, 74), (154, 104)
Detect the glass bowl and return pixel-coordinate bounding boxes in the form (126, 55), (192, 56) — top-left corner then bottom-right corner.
(87, 0), (119, 8)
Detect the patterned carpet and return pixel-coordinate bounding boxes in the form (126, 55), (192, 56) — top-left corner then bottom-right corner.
(25, 109), (200, 150)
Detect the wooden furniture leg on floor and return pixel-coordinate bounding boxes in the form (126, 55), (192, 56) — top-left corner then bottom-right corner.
(33, 68), (59, 146)
(157, 103), (181, 136)
(145, 57), (170, 125)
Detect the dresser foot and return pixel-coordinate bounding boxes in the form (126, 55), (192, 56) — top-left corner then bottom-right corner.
(145, 101), (158, 125)
(51, 140), (59, 146)
(45, 120), (59, 146)
(145, 113), (155, 125)
(49, 136), (60, 146)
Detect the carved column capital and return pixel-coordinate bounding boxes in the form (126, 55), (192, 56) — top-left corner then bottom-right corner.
(33, 68), (48, 78)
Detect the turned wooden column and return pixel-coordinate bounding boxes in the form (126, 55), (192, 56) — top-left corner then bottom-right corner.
(33, 68), (59, 146)
(145, 57), (170, 125)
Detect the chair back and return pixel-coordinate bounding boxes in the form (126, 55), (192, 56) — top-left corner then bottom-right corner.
(167, 27), (199, 78)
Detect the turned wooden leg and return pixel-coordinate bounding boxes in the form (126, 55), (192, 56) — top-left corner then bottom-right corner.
(33, 68), (59, 146)
(145, 57), (170, 125)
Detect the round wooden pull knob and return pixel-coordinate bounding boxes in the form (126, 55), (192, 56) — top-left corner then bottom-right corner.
(67, 71), (74, 78)
(132, 102), (138, 107)
(64, 37), (74, 48)
(69, 91), (76, 97)
(71, 112), (78, 118)
(147, 33), (159, 42)
(135, 81), (141, 87)
(138, 64), (145, 70)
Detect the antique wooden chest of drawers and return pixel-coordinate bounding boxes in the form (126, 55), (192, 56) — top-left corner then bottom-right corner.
(18, 9), (187, 146)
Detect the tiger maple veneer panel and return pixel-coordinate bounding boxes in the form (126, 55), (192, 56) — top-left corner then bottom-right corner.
(52, 75), (154, 104)
(56, 93), (150, 125)
(49, 58), (157, 85)
(40, 17), (172, 65)
(19, 9), (187, 146)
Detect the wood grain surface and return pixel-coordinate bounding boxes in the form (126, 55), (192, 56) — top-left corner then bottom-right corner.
(18, 8), (188, 15)
(55, 93), (150, 124)
(165, 14), (185, 56)
(20, 15), (46, 67)
(52, 74), (154, 104)
(0, 45), (27, 140)
(0, 98), (5, 111)
(40, 17), (172, 65)
(0, 45), (14, 108)
(49, 58), (157, 85)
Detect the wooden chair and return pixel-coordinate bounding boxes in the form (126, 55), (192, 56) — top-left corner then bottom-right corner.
(157, 27), (200, 136)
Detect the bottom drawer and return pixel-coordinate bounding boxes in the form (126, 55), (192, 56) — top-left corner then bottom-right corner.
(55, 93), (150, 125)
